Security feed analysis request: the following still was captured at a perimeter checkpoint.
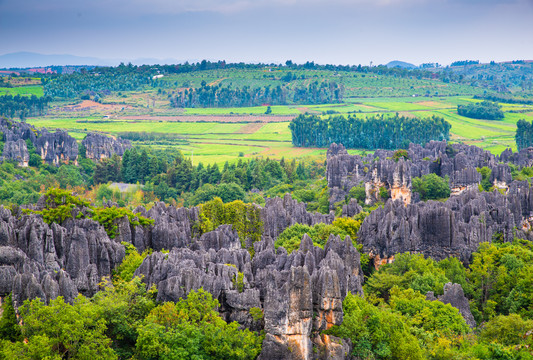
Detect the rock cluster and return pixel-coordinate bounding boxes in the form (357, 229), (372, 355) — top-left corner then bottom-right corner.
(34, 129), (78, 166)
(0, 117), (36, 166)
(136, 226), (364, 360)
(82, 132), (132, 161)
(326, 141), (517, 206)
(0, 206), (125, 308)
(359, 181), (533, 264)
(261, 193), (334, 240)
(0, 117), (131, 166)
(1, 139), (29, 167)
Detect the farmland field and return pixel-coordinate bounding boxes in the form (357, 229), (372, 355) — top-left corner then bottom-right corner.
(0, 85), (44, 97)
(26, 93), (533, 164)
(10, 65), (531, 165)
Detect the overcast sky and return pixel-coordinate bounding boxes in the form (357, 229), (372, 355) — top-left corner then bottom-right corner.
(1, 0), (532, 66)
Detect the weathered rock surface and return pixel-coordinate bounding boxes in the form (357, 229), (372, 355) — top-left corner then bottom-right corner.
(34, 129), (78, 166)
(426, 282), (475, 328)
(0, 206), (125, 308)
(327, 141), (516, 206)
(82, 132), (132, 161)
(359, 183), (533, 264)
(1, 139), (29, 166)
(439, 283), (476, 328)
(136, 228), (363, 360)
(1, 117), (133, 166)
(261, 193), (334, 240)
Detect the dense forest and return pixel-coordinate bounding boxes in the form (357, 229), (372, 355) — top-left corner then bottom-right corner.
(289, 114), (451, 149)
(93, 147), (326, 207)
(0, 94), (51, 119)
(457, 100), (504, 120)
(42, 63), (153, 99)
(170, 81), (344, 108)
(516, 119), (533, 150)
(172, 81), (343, 108)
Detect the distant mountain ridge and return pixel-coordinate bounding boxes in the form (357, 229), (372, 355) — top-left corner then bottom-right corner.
(0, 52), (182, 69)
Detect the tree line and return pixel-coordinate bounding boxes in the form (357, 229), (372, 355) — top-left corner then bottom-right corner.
(474, 93), (533, 105)
(516, 119), (533, 150)
(457, 100), (504, 120)
(289, 114), (451, 150)
(42, 69), (151, 99)
(0, 94), (52, 119)
(92, 147), (323, 205)
(170, 81), (344, 108)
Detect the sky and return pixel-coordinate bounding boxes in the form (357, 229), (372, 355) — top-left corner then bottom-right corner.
(1, 0), (533, 66)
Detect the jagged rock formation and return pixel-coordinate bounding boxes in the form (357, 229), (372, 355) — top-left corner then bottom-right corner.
(499, 147), (533, 168)
(82, 132), (132, 161)
(34, 129), (78, 166)
(261, 194), (334, 240)
(342, 199), (362, 218)
(359, 182), (533, 265)
(136, 228), (364, 360)
(1, 139), (29, 166)
(0, 117), (132, 166)
(327, 141), (518, 207)
(426, 282), (476, 328)
(0, 206), (125, 308)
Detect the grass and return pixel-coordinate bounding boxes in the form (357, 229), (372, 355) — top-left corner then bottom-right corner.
(28, 93), (528, 164)
(0, 85), (44, 97)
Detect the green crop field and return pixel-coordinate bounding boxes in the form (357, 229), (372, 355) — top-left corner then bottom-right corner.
(0, 85), (44, 97)
(12, 64), (529, 165)
(27, 92), (533, 164)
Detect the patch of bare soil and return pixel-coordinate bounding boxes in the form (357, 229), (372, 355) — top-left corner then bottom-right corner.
(236, 123), (264, 134)
(115, 115), (293, 123)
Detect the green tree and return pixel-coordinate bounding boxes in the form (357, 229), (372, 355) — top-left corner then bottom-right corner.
(0, 293), (22, 342)
(135, 289), (262, 360)
(4, 296), (117, 359)
(92, 277), (157, 359)
(412, 174), (450, 200)
(326, 293), (424, 360)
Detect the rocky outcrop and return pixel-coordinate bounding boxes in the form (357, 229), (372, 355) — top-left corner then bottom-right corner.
(342, 199), (362, 218)
(82, 133), (132, 161)
(1, 118), (131, 166)
(34, 129), (78, 166)
(359, 186), (533, 264)
(261, 194), (334, 240)
(326, 141), (519, 207)
(426, 282), (476, 328)
(0, 206), (125, 308)
(499, 147), (533, 168)
(136, 229), (364, 360)
(1, 139), (29, 166)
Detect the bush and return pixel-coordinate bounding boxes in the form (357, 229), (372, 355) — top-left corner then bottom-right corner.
(348, 185), (366, 205)
(480, 314), (533, 346)
(457, 101), (504, 120)
(412, 173), (450, 200)
(275, 222), (349, 253)
(326, 293), (424, 360)
(135, 289), (263, 360)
